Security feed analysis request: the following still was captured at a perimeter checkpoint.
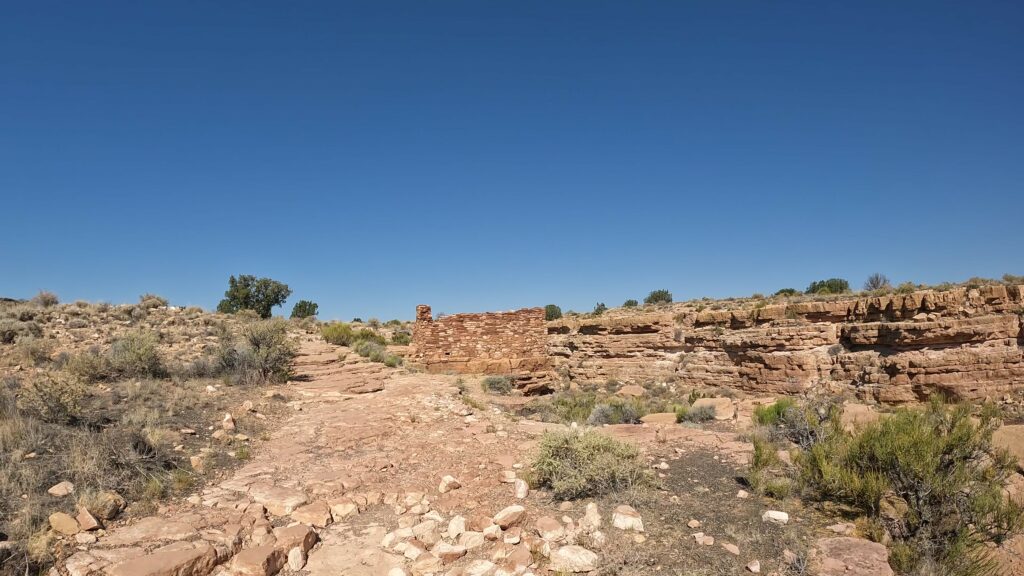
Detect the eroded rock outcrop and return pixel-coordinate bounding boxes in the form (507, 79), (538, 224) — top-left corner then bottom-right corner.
(550, 286), (1024, 402)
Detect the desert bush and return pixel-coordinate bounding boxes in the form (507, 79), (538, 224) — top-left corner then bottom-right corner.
(228, 319), (296, 385)
(391, 331), (411, 345)
(531, 430), (655, 500)
(216, 275), (292, 319)
(290, 300), (318, 319)
(805, 278), (850, 295)
(321, 322), (355, 345)
(354, 328), (386, 345)
(109, 331), (166, 379)
(65, 348), (114, 382)
(544, 304), (562, 321)
(753, 398), (796, 426)
(592, 302), (607, 315)
(138, 293), (168, 309)
(644, 289), (673, 305)
(351, 339), (402, 366)
(587, 397), (646, 425)
(482, 375), (513, 395)
(16, 373), (84, 424)
(622, 299), (638, 308)
(675, 404), (715, 423)
(16, 337), (53, 366)
(863, 273), (891, 292)
(770, 398), (1023, 575)
(0, 319), (42, 344)
(1003, 273), (1024, 285)
(31, 291), (59, 307)
(895, 281), (917, 294)
(773, 288), (799, 297)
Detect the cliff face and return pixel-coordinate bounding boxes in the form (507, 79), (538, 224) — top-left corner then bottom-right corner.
(548, 285), (1024, 403)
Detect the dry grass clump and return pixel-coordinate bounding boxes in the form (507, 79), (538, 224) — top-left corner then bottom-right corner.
(531, 430), (655, 500)
(481, 375), (513, 395)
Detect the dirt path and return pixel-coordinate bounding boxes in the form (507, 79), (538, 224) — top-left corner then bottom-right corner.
(59, 337), (799, 576)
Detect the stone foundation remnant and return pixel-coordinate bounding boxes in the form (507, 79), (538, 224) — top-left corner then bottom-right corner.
(408, 304), (553, 394)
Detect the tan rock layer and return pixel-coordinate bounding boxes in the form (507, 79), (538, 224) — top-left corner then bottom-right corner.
(550, 287), (1024, 403)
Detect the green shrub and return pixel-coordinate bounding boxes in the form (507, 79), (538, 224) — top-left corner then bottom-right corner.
(66, 348), (114, 382)
(644, 289), (673, 305)
(622, 299), (638, 308)
(353, 328), (386, 346)
(792, 399), (1024, 575)
(216, 275), (292, 318)
(587, 397), (646, 425)
(895, 281), (917, 294)
(592, 302), (607, 315)
(321, 322), (355, 345)
(220, 319), (296, 385)
(773, 288), (799, 297)
(805, 278), (850, 295)
(675, 404), (715, 423)
(109, 331), (166, 379)
(531, 430), (655, 499)
(544, 304), (562, 321)
(290, 300), (318, 319)
(753, 398), (796, 426)
(16, 373), (84, 424)
(1003, 273), (1024, 285)
(482, 375), (513, 395)
(391, 331), (411, 345)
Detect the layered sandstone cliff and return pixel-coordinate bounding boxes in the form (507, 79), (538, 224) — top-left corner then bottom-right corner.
(548, 285), (1024, 403)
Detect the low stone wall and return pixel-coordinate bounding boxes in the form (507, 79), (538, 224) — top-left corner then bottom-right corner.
(408, 305), (552, 393)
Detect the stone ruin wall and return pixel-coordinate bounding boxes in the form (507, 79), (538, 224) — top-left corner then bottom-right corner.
(548, 285), (1024, 403)
(408, 305), (552, 393)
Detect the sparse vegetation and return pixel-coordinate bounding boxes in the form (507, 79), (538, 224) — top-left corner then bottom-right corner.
(391, 331), (411, 345)
(863, 273), (891, 292)
(592, 302), (607, 315)
(675, 404), (715, 423)
(544, 304), (562, 321)
(644, 289), (673, 305)
(805, 278), (850, 295)
(753, 398), (796, 426)
(622, 299), (638, 308)
(481, 375), (513, 395)
(290, 300), (318, 319)
(226, 319), (296, 385)
(895, 281), (917, 294)
(531, 430), (655, 499)
(32, 291), (59, 308)
(138, 293), (168, 309)
(216, 275), (292, 318)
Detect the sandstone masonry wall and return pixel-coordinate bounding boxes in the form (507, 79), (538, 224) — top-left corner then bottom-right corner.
(549, 285), (1024, 403)
(409, 305), (552, 392)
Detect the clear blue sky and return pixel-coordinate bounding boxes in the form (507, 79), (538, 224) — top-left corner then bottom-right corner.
(2, 2), (1022, 321)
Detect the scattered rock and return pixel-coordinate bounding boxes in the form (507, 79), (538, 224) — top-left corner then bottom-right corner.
(76, 506), (101, 531)
(810, 537), (893, 576)
(229, 545), (285, 576)
(549, 545), (599, 573)
(746, 560), (761, 573)
(761, 510), (789, 525)
(221, 413), (235, 431)
(535, 516), (565, 541)
(329, 497), (358, 520)
(431, 542), (467, 564)
(692, 532), (714, 546)
(494, 505), (525, 529)
(49, 512), (79, 535)
(106, 542), (217, 576)
(611, 505), (643, 532)
(722, 542), (739, 555)
(438, 475), (461, 493)
(290, 501), (331, 528)
(616, 385), (646, 397)
(287, 547), (306, 571)
(513, 479), (529, 499)
(686, 519), (701, 529)
(47, 481), (75, 497)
